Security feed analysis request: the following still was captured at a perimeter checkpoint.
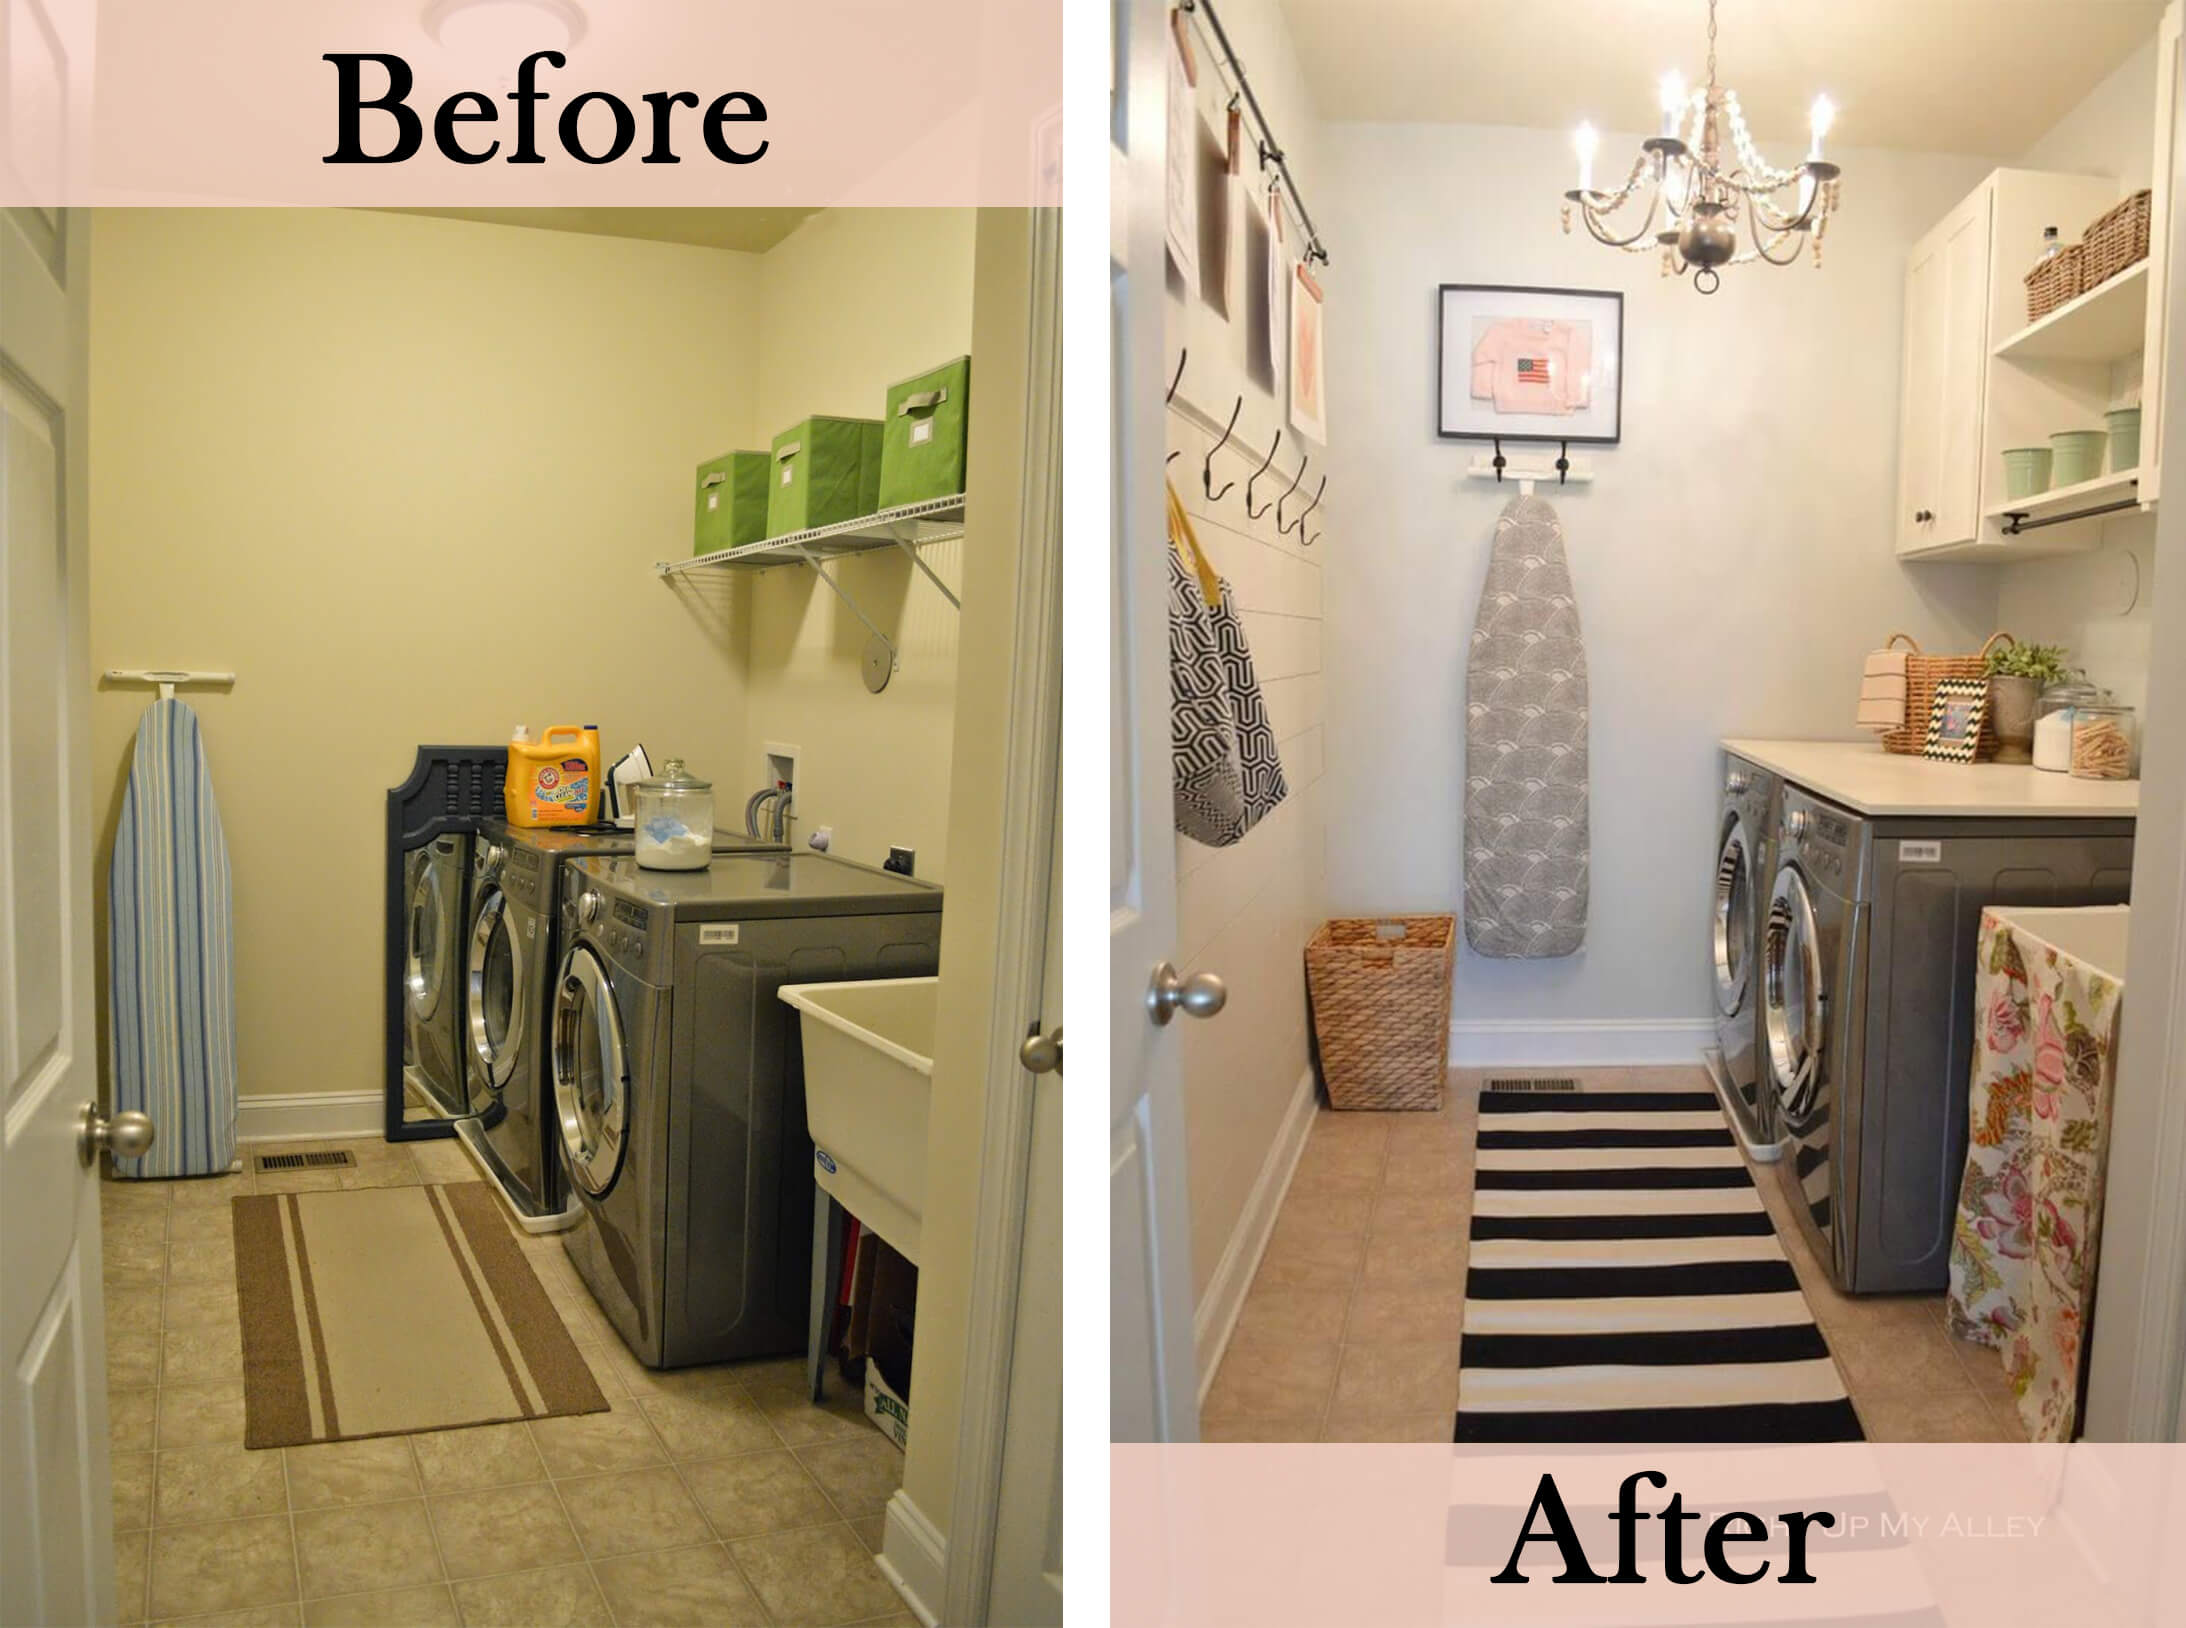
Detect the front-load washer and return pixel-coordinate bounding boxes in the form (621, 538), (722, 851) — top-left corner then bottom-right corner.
(1708, 752), (1783, 1159)
(1763, 784), (2133, 1293)
(402, 832), (469, 1117)
(552, 851), (942, 1367)
(460, 822), (787, 1226)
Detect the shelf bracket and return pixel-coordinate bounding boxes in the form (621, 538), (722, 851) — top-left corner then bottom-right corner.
(794, 543), (899, 672)
(890, 530), (963, 609)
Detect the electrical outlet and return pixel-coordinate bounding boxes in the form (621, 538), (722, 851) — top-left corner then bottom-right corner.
(884, 845), (916, 876)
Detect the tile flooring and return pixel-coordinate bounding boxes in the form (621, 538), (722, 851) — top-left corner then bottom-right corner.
(101, 1136), (916, 1627)
(1204, 1067), (2030, 1445)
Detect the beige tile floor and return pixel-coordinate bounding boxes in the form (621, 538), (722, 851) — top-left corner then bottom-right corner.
(1204, 1066), (2030, 1445)
(101, 1136), (917, 1628)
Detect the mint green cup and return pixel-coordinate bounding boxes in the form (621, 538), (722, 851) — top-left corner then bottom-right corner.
(2003, 447), (2053, 499)
(2050, 429), (2109, 487)
(2106, 407), (2142, 473)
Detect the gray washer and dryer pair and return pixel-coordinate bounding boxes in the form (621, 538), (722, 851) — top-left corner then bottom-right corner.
(459, 821), (786, 1225)
(1762, 783), (2133, 1293)
(1708, 753), (1783, 1158)
(552, 851), (942, 1368)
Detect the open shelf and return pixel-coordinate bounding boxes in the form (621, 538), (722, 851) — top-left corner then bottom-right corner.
(1982, 467), (2141, 523)
(1993, 261), (2150, 363)
(654, 494), (966, 577)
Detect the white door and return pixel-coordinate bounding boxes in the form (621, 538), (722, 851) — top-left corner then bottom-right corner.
(1931, 189), (1993, 545)
(1, 198), (116, 1624)
(1110, 0), (1203, 1444)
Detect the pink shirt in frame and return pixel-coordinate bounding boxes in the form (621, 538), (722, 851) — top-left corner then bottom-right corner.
(1470, 318), (1593, 416)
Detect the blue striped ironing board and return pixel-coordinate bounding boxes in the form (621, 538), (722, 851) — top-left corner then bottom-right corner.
(108, 698), (237, 1177)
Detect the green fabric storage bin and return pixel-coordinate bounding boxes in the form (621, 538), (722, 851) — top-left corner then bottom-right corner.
(767, 416), (882, 537)
(878, 354), (972, 509)
(693, 451), (770, 556)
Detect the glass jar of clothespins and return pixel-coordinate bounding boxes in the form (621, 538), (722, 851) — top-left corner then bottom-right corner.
(2068, 704), (2138, 781)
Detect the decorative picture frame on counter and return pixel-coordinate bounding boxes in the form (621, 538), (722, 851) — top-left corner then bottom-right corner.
(1436, 283), (1624, 444)
(1923, 678), (1991, 762)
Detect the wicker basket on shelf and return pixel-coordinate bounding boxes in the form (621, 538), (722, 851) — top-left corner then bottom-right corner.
(2025, 243), (2085, 322)
(2082, 189), (2153, 288)
(1305, 916), (1455, 1111)
(1879, 631), (2014, 759)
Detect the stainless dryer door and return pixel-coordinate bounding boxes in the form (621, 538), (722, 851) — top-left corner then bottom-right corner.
(467, 886), (525, 1101)
(1713, 813), (1755, 1019)
(553, 944), (629, 1198)
(1763, 865), (1825, 1122)
(405, 848), (451, 1022)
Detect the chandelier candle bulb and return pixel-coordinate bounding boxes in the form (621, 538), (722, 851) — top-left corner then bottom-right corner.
(1574, 122), (1598, 193)
(1660, 71), (1686, 137)
(1808, 94), (1835, 161)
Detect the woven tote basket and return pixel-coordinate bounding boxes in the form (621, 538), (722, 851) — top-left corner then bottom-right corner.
(1879, 631), (2014, 759)
(2025, 243), (2085, 322)
(1305, 916), (1455, 1111)
(2083, 190), (2153, 288)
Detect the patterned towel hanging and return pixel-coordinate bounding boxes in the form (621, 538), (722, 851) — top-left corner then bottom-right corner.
(1168, 482), (1287, 847)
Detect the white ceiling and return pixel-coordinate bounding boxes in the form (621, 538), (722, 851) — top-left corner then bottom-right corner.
(374, 208), (818, 254)
(1276, 1), (2166, 155)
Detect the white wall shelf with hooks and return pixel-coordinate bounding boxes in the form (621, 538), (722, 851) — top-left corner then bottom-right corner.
(654, 494), (964, 692)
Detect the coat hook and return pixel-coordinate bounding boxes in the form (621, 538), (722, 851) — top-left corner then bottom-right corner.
(1285, 475), (1325, 539)
(1243, 428), (1284, 518)
(1274, 454), (1310, 533)
(1166, 349), (1187, 405)
(1556, 440), (1570, 485)
(1492, 437), (1506, 483)
(1203, 396), (1243, 501)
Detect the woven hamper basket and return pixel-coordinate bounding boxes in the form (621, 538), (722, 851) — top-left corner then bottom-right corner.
(2025, 243), (2085, 322)
(1879, 631), (2013, 758)
(2082, 190), (2152, 287)
(1305, 916), (1455, 1111)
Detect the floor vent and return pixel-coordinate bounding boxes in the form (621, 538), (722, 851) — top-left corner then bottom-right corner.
(1481, 1076), (1582, 1094)
(254, 1150), (357, 1172)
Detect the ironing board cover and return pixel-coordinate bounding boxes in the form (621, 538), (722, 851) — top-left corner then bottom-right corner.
(1463, 494), (1589, 957)
(108, 697), (237, 1177)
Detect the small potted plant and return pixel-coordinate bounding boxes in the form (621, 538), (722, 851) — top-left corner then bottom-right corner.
(1985, 641), (2076, 764)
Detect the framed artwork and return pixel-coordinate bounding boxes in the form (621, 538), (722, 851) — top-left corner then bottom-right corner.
(1436, 283), (1623, 445)
(1923, 678), (1991, 762)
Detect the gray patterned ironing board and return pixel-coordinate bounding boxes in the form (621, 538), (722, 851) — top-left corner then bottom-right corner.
(1464, 494), (1589, 958)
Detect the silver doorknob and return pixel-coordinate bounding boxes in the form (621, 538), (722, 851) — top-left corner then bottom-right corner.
(1148, 961), (1227, 1025)
(1019, 1026), (1063, 1075)
(78, 1103), (155, 1166)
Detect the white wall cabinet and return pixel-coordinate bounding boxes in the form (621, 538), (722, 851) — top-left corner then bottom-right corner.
(1897, 6), (2182, 561)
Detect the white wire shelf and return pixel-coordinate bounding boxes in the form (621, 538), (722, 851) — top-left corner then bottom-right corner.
(655, 494), (965, 691)
(655, 494), (966, 576)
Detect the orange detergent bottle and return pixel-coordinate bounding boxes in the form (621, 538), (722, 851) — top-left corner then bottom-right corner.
(503, 724), (602, 827)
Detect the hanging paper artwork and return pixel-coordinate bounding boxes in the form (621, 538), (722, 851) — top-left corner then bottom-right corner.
(1289, 259), (1326, 445)
(1164, 8), (1198, 282)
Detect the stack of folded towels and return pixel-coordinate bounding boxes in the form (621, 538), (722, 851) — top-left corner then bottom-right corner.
(1858, 644), (1909, 732)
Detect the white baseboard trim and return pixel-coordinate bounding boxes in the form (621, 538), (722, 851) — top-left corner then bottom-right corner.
(877, 1488), (946, 1628)
(1450, 1018), (1716, 1068)
(236, 1091), (383, 1143)
(1194, 1064), (1319, 1406)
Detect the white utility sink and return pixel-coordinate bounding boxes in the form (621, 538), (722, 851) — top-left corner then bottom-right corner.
(780, 976), (937, 1264)
(1989, 905), (2131, 983)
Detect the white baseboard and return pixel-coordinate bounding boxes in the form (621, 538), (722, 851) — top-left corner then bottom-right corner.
(877, 1490), (946, 1628)
(1194, 1065), (1319, 1406)
(236, 1091), (383, 1143)
(1450, 1018), (1716, 1068)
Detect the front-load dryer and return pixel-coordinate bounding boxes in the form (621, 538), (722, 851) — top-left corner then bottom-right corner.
(1708, 753), (1783, 1159)
(402, 832), (469, 1118)
(460, 821), (787, 1226)
(552, 851), (942, 1367)
(1764, 784), (2134, 1293)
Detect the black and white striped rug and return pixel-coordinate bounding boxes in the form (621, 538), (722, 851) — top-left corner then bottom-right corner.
(1453, 1087), (1864, 1443)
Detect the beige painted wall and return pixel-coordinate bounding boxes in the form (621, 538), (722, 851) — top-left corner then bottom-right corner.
(741, 209), (979, 882)
(88, 208), (759, 1104)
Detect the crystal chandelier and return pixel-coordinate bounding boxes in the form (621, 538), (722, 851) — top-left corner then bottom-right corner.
(1561, 0), (1841, 294)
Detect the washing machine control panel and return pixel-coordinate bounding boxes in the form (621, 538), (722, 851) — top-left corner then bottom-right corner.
(1782, 799), (1853, 885)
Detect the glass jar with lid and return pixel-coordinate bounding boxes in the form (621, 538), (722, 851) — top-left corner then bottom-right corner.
(2069, 704), (2138, 781)
(634, 758), (716, 870)
(2032, 680), (2102, 773)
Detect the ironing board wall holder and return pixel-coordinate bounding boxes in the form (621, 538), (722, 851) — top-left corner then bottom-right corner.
(103, 669), (236, 702)
(384, 745), (509, 1143)
(1465, 438), (1596, 497)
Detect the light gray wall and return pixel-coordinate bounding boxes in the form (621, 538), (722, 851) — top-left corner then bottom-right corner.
(1317, 122), (2002, 1049)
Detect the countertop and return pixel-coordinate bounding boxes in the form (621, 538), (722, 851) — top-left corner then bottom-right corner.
(1722, 738), (2140, 818)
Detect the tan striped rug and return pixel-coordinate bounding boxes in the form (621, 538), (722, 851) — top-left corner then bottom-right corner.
(234, 1182), (608, 1448)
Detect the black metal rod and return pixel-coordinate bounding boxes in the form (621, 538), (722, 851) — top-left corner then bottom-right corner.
(2001, 493), (2140, 535)
(1181, 0), (1329, 265)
